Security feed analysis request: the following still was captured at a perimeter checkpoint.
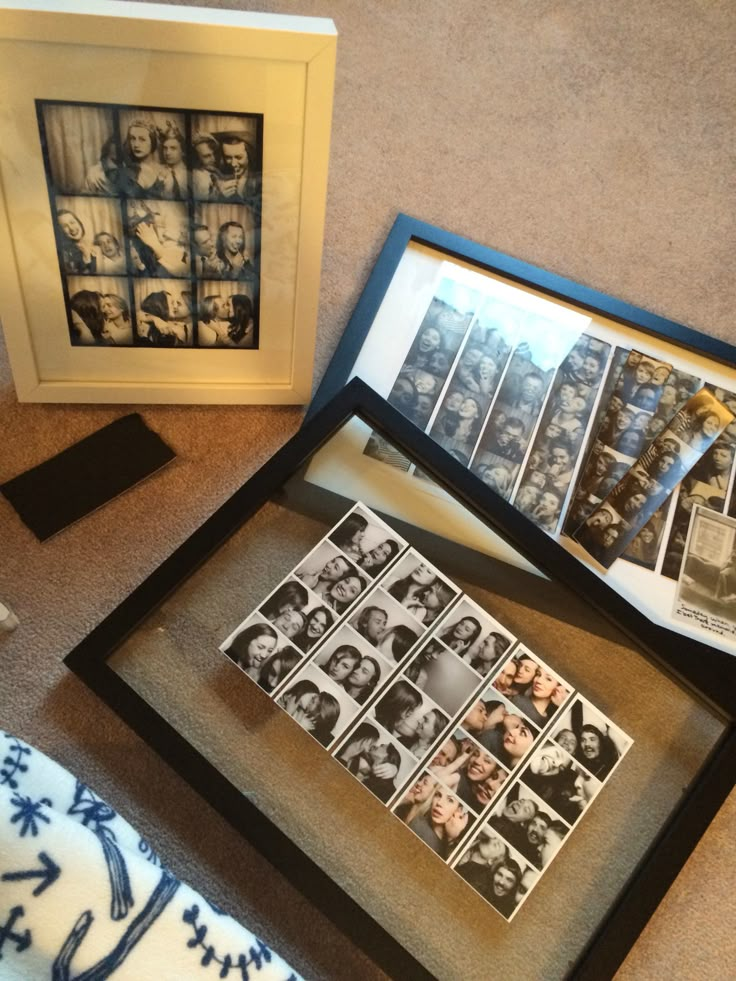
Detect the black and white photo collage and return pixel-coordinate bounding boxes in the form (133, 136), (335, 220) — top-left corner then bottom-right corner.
(218, 503), (632, 922)
(364, 275), (615, 534)
(37, 100), (262, 349)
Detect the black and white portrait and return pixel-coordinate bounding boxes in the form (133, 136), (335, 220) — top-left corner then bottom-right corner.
(380, 549), (458, 626)
(519, 741), (602, 828)
(333, 719), (416, 805)
(487, 780), (570, 874)
(550, 695), (631, 784)
(312, 625), (393, 704)
(459, 689), (540, 773)
(65, 276), (132, 346)
(452, 815), (540, 920)
(328, 505), (406, 577)
(426, 730), (510, 815)
(393, 771), (475, 861)
(369, 677), (450, 760)
(276, 661), (360, 749)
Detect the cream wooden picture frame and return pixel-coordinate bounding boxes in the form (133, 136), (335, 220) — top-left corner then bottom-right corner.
(0, 0), (336, 403)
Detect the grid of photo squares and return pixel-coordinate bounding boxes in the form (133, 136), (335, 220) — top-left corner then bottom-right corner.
(361, 269), (736, 588)
(36, 100), (262, 349)
(217, 502), (633, 922)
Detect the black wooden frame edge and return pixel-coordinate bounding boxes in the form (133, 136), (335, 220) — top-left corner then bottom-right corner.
(64, 377), (736, 981)
(309, 212), (736, 420)
(570, 723), (736, 981)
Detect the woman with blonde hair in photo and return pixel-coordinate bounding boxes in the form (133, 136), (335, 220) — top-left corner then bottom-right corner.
(119, 118), (160, 195)
(100, 294), (133, 346)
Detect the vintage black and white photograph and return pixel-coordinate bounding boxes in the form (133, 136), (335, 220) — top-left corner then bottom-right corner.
(380, 549), (458, 626)
(550, 695), (632, 783)
(508, 333), (611, 533)
(55, 196), (126, 275)
(429, 730), (510, 814)
(563, 349), (673, 531)
(468, 321), (585, 500)
(220, 613), (284, 684)
(327, 504), (406, 574)
(427, 298), (518, 458)
(402, 637), (483, 715)
(37, 99), (263, 350)
(348, 588), (424, 662)
(384, 277), (481, 428)
(459, 692), (541, 773)
(657, 395), (736, 581)
(673, 507), (736, 640)
(369, 678), (450, 760)
(622, 509), (668, 570)
(65, 276), (133, 346)
(192, 203), (258, 281)
(195, 283), (257, 348)
(311, 625), (394, 704)
(488, 645), (572, 729)
(661, 478), (727, 580)
(275, 661), (360, 748)
(519, 741), (602, 827)
(487, 780), (570, 873)
(332, 719), (416, 805)
(295, 541), (368, 602)
(125, 199), (190, 278)
(452, 820), (540, 920)
(130, 278), (194, 346)
(392, 771), (475, 861)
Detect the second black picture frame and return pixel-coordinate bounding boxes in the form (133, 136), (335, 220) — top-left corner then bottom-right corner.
(308, 213), (736, 660)
(64, 377), (736, 981)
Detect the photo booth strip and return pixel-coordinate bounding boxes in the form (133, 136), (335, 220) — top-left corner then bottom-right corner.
(508, 334), (612, 533)
(561, 349), (674, 532)
(656, 385), (736, 581)
(215, 501), (632, 922)
(573, 388), (734, 569)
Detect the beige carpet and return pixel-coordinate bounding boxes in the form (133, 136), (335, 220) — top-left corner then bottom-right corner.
(1, 0), (735, 977)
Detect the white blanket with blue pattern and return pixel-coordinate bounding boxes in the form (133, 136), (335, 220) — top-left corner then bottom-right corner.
(0, 731), (301, 981)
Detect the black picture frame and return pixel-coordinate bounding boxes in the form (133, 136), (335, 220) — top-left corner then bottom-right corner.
(310, 213), (736, 419)
(306, 213), (736, 661)
(65, 378), (736, 980)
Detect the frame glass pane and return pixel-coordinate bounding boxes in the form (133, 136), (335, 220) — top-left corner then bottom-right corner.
(99, 410), (725, 980)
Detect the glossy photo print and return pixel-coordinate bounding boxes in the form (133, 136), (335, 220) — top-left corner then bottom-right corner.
(37, 100), (262, 349)
(216, 501), (632, 922)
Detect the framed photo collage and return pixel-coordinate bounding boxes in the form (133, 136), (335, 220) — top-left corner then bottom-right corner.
(219, 502), (632, 923)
